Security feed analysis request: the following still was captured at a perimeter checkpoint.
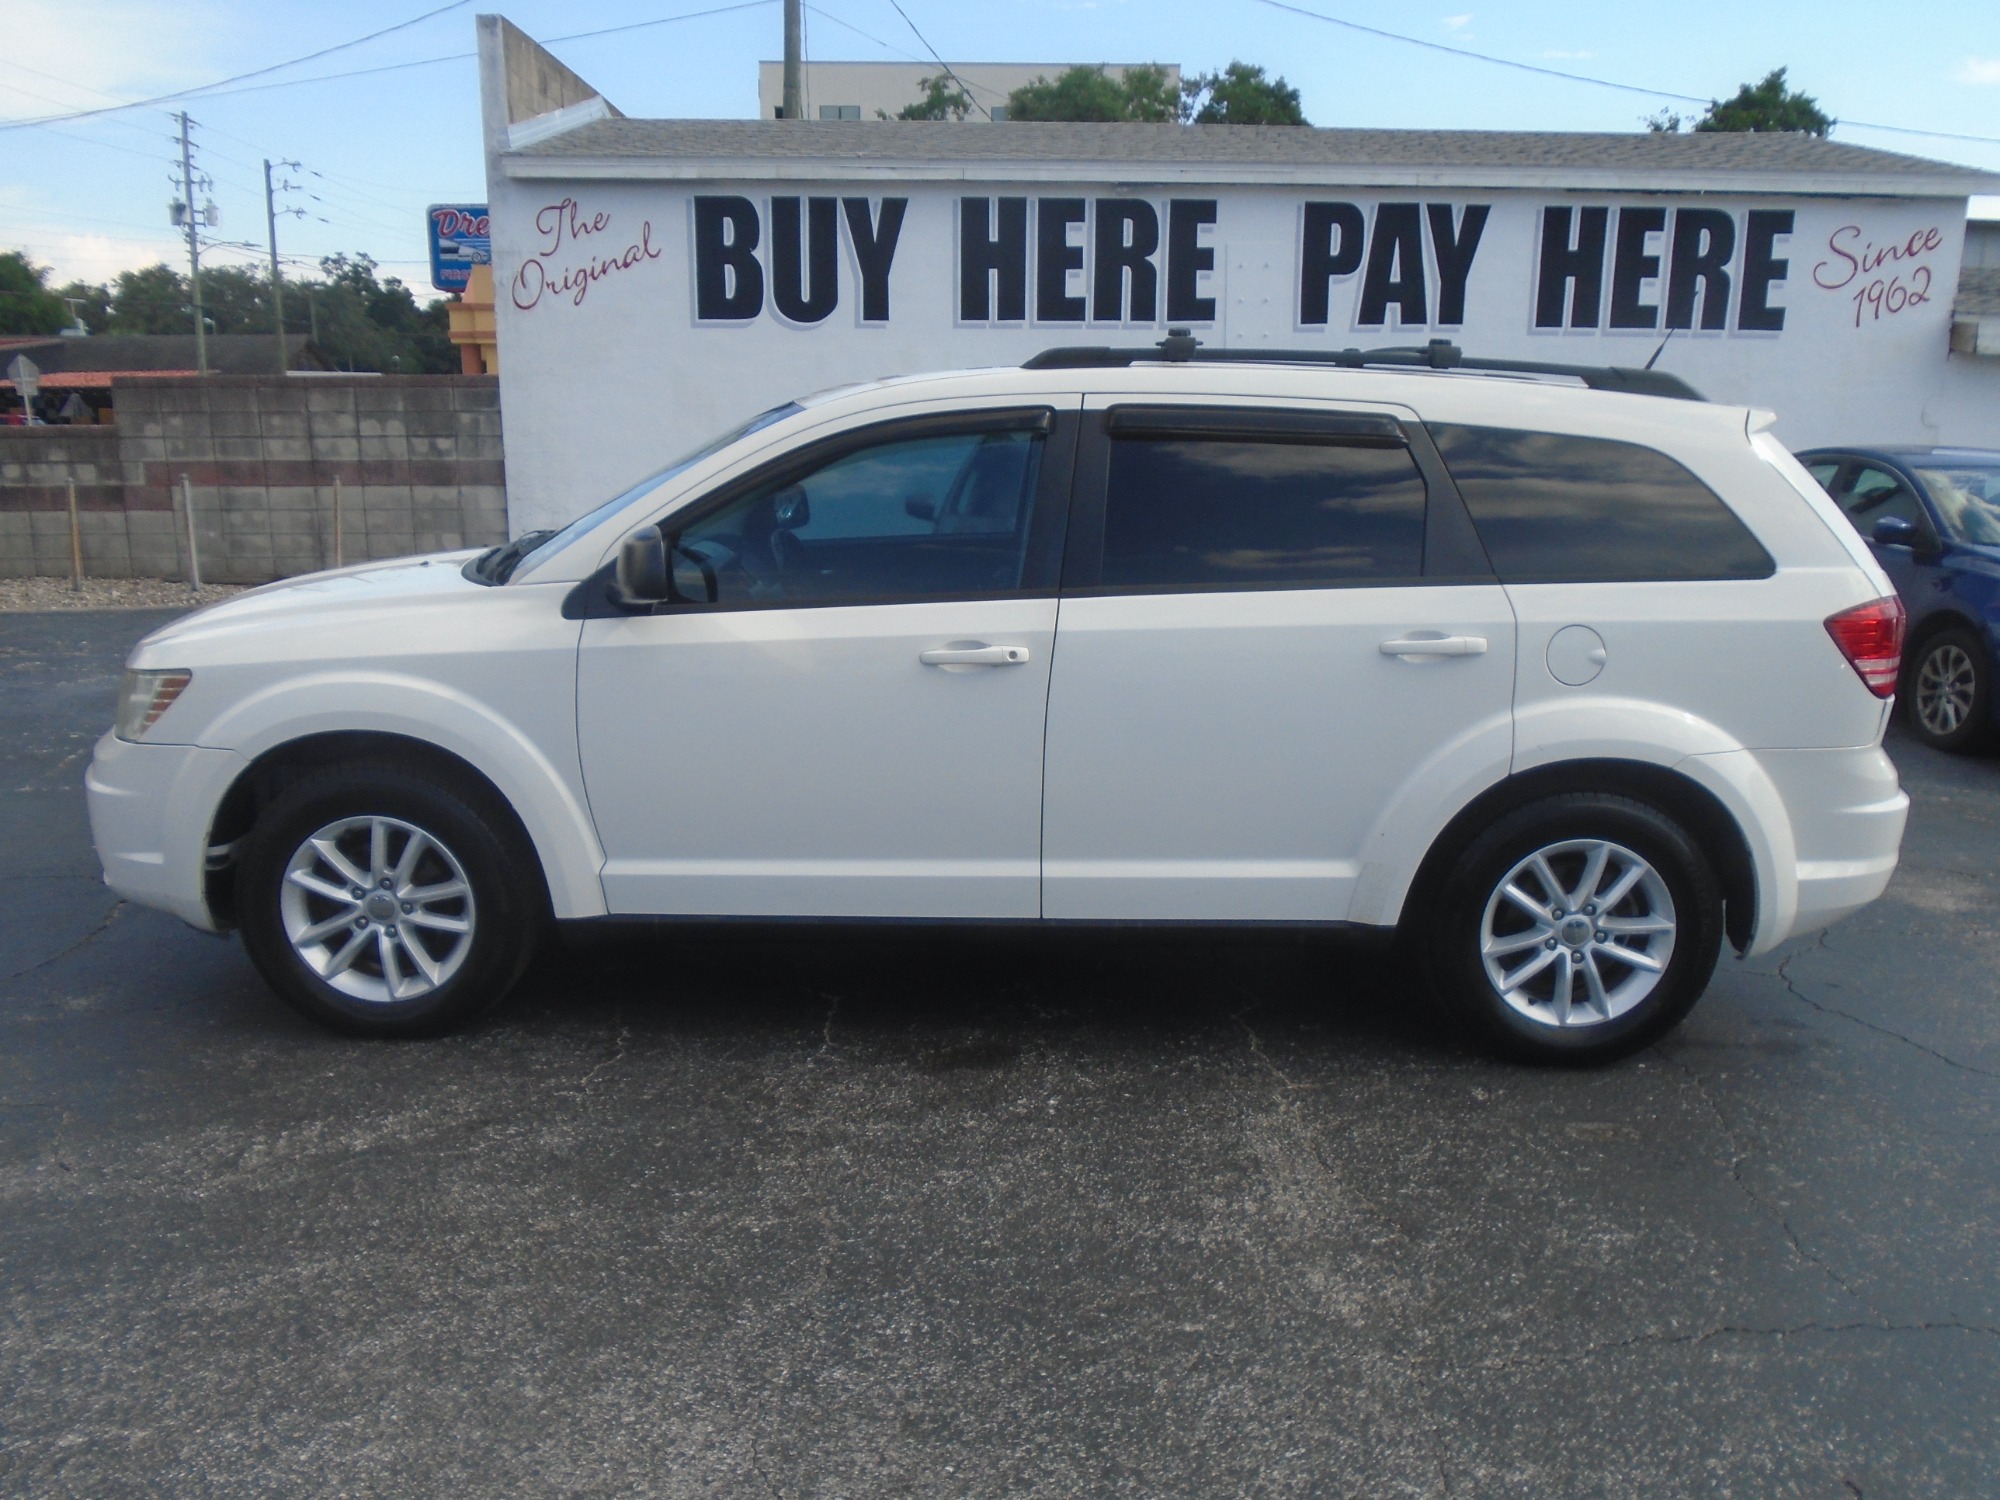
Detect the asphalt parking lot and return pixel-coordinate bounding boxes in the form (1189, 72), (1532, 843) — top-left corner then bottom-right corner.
(3, 607), (1996, 1498)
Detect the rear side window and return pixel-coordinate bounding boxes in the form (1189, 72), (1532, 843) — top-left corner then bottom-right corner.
(1429, 424), (1775, 583)
(1101, 436), (1428, 590)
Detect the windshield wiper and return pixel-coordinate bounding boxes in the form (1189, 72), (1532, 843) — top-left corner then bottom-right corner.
(467, 529), (555, 585)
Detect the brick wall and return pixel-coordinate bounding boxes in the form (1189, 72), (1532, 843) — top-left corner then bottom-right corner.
(0, 375), (508, 583)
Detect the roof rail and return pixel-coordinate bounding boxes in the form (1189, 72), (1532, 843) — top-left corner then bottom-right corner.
(1023, 332), (1707, 402)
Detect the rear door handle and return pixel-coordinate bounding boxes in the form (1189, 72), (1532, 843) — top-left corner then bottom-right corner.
(1379, 634), (1488, 658)
(919, 645), (1031, 667)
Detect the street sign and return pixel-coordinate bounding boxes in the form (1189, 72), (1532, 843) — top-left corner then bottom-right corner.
(6, 354), (40, 422)
(428, 204), (491, 293)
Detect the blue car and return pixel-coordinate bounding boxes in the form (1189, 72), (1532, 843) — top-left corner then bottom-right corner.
(1795, 446), (2000, 754)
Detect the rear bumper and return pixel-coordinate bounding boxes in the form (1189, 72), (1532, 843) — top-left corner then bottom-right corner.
(85, 732), (246, 932)
(1759, 744), (1908, 946)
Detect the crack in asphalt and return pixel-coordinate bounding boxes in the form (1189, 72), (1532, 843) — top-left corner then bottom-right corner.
(1658, 1046), (1875, 1309)
(1778, 931), (1999, 1081)
(0, 899), (125, 987)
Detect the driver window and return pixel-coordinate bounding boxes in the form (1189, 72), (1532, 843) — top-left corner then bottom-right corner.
(672, 426), (1045, 607)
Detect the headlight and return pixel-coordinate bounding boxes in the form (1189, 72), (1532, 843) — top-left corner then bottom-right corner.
(115, 669), (193, 741)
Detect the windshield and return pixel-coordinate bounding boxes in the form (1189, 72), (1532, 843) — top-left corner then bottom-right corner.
(1914, 463), (2000, 546)
(508, 402), (803, 580)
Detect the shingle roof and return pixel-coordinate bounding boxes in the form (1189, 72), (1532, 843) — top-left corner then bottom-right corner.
(505, 119), (2000, 197)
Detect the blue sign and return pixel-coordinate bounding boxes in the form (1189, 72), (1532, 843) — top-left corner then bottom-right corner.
(428, 204), (491, 293)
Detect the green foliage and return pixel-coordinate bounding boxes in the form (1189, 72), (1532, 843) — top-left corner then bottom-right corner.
(1185, 62), (1307, 126)
(886, 74), (972, 121)
(1005, 64), (1180, 123)
(0, 251), (70, 336)
(305, 254), (454, 373)
(105, 264), (196, 334)
(1693, 68), (1832, 135)
(52, 255), (455, 372)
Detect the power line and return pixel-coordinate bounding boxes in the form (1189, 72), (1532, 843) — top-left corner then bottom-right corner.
(1250, 0), (2000, 150)
(879, 0), (989, 119)
(803, 5), (921, 64)
(0, 0), (474, 131)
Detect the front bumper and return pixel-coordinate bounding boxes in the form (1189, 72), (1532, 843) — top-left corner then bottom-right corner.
(85, 732), (247, 932)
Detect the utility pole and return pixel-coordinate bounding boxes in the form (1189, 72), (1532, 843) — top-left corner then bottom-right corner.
(782, 0), (803, 119)
(175, 111), (208, 375)
(263, 158), (302, 374)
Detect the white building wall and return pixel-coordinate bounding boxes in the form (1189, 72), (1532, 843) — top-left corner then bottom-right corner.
(489, 171), (1997, 536)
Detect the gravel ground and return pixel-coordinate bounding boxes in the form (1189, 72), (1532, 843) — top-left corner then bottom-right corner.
(0, 577), (246, 612)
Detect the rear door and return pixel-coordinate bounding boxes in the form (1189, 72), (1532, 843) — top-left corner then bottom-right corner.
(1039, 398), (1516, 922)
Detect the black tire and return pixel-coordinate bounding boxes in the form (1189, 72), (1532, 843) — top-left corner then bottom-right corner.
(237, 761), (543, 1037)
(1419, 793), (1724, 1066)
(1904, 625), (1995, 755)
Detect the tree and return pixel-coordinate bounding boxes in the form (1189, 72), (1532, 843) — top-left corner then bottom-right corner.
(1183, 62), (1307, 126)
(107, 263), (195, 334)
(884, 74), (972, 121)
(1005, 64), (1180, 123)
(1649, 68), (1832, 136)
(307, 253), (454, 374)
(0, 251), (70, 336)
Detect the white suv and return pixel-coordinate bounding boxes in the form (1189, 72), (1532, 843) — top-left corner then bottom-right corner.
(87, 341), (1909, 1063)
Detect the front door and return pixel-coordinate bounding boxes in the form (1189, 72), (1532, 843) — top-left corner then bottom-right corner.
(1040, 399), (1517, 922)
(576, 402), (1077, 918)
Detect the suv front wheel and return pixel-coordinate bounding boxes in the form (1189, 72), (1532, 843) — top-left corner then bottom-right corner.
(237, 762), (543, 1036)
(1421, 793), (1724, 1064)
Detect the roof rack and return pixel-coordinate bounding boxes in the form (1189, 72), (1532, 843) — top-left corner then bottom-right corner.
(1023, 332), (1706, 402)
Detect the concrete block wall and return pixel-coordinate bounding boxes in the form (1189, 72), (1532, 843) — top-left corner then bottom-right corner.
(0, 376), (507, 583)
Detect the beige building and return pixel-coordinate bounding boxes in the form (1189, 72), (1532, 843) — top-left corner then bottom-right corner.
(755, 60), (1181, 121)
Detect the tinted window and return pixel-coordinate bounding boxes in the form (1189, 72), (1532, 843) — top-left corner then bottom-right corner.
(1429, 424), (1775, 583)
(1837, 465), (1931, 539)
(1805, 461), (1840, 489)
(1101, 436), (1427, 589)
(674, 428), (1044, 606)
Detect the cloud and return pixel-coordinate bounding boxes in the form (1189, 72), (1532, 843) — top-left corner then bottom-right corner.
(6, 1), (217, 111)
(1955, 56), (2000, 85)
(1443, 14), (1473, 29)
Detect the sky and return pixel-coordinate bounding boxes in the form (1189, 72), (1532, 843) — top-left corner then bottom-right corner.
(5, 0), (1998, 300)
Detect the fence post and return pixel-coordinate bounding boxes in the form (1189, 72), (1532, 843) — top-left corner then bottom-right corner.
(332, 473), (344, 569)
(180, 472), (201, 593)
(66, 478), (83, 593)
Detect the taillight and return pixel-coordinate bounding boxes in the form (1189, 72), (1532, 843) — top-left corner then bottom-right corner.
(1824, 597), (1906, 698)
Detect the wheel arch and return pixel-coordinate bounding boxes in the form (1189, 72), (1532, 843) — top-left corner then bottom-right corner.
(205, 731), (561, 929)
(1399, 758), (1760, 956)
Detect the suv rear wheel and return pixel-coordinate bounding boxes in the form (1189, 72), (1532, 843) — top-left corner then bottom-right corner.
(1421, 793), (1723, 1064)
(1905, 625), (1994, 755)
(237, 762), (542, 1036)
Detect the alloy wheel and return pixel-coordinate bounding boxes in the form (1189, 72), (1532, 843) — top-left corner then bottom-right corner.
(278, 815), (476, 1003)
(1916, 642), (1977, 739)
(1478, 837), (1678, 1028)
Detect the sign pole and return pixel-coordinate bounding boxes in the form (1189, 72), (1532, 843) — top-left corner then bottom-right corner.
(180, 473), (202, 594)
(67, 479), (83, 593)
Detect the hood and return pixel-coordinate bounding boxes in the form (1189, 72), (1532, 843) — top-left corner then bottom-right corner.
(131, 550), (485, 664)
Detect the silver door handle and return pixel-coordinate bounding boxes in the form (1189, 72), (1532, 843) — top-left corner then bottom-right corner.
(919, 645), (1031, 667)
(1379, 634), (1488, 658)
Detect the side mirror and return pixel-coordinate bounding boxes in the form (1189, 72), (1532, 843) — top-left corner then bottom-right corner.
(1871, 516), (1920, 549)
(904, 495), (938, 522)
(612, 525), (668, 606)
